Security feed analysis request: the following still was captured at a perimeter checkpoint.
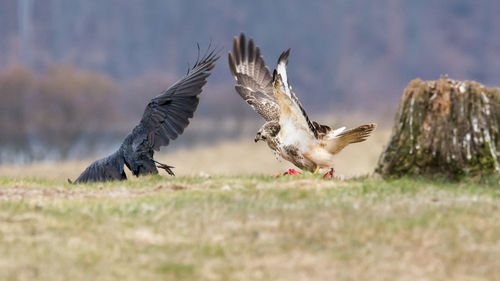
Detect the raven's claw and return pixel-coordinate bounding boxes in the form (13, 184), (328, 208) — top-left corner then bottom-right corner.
(153, 160), (175, 176)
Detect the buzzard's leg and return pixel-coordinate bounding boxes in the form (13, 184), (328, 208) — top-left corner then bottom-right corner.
(323, 168), (335, 179)
(312, 166), (320, 175)
(153, 160), (175, 176)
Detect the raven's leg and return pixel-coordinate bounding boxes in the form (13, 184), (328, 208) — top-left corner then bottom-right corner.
(153, 160), (175, 176)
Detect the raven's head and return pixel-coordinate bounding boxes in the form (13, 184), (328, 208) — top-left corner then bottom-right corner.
(123, 147), (157, 177)
(134, 155), (158, 176)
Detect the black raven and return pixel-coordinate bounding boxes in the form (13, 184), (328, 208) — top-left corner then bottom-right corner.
(71, 46), (219, 183)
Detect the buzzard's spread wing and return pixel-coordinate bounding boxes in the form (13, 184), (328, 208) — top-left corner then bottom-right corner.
(272, 50), (317, 140)
(273, 53), (376, 157)
(229, 33), (279, 121)
(140, 47), (219, 151)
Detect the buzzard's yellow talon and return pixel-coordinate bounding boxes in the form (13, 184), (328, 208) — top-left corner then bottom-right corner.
(312, 166), (320, 175)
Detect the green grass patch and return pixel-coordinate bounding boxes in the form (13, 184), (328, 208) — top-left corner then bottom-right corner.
(0, 174), (499, 280)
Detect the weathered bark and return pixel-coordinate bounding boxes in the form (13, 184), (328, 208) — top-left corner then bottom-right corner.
(376, 77), (500, 178)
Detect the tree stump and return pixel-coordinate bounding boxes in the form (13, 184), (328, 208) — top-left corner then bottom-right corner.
(376, 77), (500, 178)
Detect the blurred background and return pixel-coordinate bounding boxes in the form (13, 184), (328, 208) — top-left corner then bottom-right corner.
(0, 0), (499, 177)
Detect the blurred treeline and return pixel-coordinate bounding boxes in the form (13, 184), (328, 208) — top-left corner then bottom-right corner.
(1, 0), (500, 162)
(0, 63), (252, 163)
(0, 64), (122, 162)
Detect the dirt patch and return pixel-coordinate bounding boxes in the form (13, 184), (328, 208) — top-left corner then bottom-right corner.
(0, 184), (186, 202)
(155, 184), (188, 191)
(256, 179), (357, 190)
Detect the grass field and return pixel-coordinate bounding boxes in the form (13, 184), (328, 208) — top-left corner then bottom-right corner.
(0, 173), (499, 281)
(1, 133), (499, 281)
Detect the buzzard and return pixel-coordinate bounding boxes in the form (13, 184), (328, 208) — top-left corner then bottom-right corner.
(71, 46), (219, 183)
(228, 33), (375, 178)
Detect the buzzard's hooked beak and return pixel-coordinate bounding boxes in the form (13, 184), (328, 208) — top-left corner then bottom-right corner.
(255, 132), (266, 142)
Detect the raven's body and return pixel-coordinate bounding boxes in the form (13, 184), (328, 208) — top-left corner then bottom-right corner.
(72, 47), (218, 183)
(73, 130), (158, 183)
(120, 125), (158, 176)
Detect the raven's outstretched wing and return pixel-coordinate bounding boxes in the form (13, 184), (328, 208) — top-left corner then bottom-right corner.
(228, 33), (279, 121)
(139, 47), (219, 151)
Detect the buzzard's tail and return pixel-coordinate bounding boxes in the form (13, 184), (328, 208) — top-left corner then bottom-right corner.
(325, 123), (376, 154)
(336, 123), (377, 144)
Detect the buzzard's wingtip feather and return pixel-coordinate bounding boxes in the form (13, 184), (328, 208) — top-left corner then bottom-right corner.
(277, 48), (291, 65)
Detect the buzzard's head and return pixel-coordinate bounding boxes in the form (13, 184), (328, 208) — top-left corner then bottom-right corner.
(255, 121), (280, 143)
